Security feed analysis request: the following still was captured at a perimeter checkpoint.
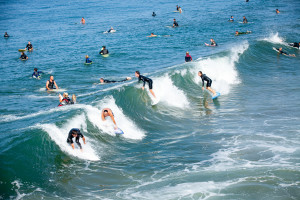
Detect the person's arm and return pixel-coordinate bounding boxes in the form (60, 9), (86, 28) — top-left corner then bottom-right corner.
(82, 136), (86, 144)
(46, 81), (50, 90)
(109, 113), (117, 128)
(54, 81), (59, 89)
(59, 94), (63, 102)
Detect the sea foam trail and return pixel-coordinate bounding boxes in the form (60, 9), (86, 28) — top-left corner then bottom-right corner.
(37, 114), (100, 161)
(261, 32), (285, 45)
(192, 42), (249, 95)
(85, 96), (145, 140)
(148, 75), (189, 108)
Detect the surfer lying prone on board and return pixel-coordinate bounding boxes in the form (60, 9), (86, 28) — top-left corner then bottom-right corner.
(99, 77), (131, 84)
(147, 33), (157, 37)
(275, 47), (296, 57)
(235, 31), (251, 36)
(67, 128), (86, 151)
(58, 92), (76, 106)
(288, 42), (300, 49)
(101, 108), (118, 129)
(46, 75), (59, 90)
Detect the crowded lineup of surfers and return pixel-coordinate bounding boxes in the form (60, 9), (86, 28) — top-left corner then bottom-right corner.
(3, 4), (299, 151)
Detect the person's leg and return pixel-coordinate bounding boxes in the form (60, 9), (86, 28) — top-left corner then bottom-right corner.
(207, 87), (216, 96)
(148, 80), (156, 98)
(149, 89), (156, 98)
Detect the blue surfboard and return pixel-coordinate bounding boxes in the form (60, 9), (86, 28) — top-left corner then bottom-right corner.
(114, 128), (124, 134)
(212, 92), (220, 100)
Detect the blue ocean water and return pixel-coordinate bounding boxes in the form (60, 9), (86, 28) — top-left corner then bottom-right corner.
(1, 0), (300, 199)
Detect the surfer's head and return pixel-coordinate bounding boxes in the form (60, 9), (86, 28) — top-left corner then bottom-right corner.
(100, 78), (104, 83)
(135, 71), (140, 77)
(198, 71), (203, 76)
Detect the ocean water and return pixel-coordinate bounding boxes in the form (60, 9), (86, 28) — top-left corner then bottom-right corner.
(1, 0), (300, 199)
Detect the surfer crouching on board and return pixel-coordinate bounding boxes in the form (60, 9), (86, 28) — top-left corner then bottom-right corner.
(101, 108), (118, 129)
(135, 71), (157, 99)
(46, 75), (59, 90)
(67, 128), (86, 151)
(198, 71), (217, 96)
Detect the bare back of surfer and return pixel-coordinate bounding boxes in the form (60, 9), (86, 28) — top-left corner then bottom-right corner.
(101, 108), (117, 129)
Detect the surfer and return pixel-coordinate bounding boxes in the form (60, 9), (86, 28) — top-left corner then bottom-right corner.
(185, 52), (192, 62)
(235, 31), (251, 36)
(152, 12), (156, 17)
(275, 47), (296, 57)
(243, 16), (248, 23)
(85, 55), (92, 63)
(4, 32), (9, 38)
(147, 33), (157, 37)
(228, 16), (234, 22)
(276, 9), (280, 14)
(288, 42), (300, 49)
(58, 93), (76, 106)
(101, 108), (118, 129)
(32, 68), (43, 79)
(46, 75), (59, 90)
(100, 77), (131, 84)
(135, 71), (157, 98)
(25, 41), (33, 51)
(81, 17), (85, 24)
(20, 52), (28, 60)
(205, 38), (217, 46)
(173, 19), (179, 27)
(100, 46), (109, 55)
(107, 27), (115, 33)
(178, 6), (182, 13)
(198, 71), (217, 96)
(176, 5), (179, 11)
(67, 128), (86, 150)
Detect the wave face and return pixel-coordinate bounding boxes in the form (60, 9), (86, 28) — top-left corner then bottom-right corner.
(1, 0), (300, 199)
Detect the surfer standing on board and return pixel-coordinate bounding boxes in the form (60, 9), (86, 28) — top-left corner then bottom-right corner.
(67, 128), (86, 151)
(135, 71), (157, 99)
(198, 71), (217, 96)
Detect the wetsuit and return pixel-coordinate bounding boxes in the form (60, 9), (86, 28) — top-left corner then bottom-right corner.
(229, 18), (234, 22)
(173, 21), (179, 27)
(200, 74), (212, 87)
(4, 33), (9, 38)
(290, 42), (300, 49)
(67, 128), (84, 149)
(211, 42), (218, 46)
(243, 18), (248, 23)
(138, 75), (153, 89)
(277, 49), (287, 55)
(86, 58), (92, 63)
(26, 44), (33, 50)
(47, 80), (55, 89)
(100, 49), (109, 55)
(152, 12), (156, 17)
(185, 55), (192, 62)
(20, 54), (28, 60)
(103, 78), (128, 83)
(58, 97), (73, 106)
(32, 71), (43, 78)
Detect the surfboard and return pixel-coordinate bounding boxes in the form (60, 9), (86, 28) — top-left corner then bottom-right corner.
(18, 49), (26, 52)
(173, 11), (180, 13)
(212, 92), (220, 100)
(151, 98), (160, 105)
(40, 88), (66, 92)
(273, 47), (280, 53)
(102, 54), (109, 57)
(114, 128), (124, 134)
(84, 62), (93, 65)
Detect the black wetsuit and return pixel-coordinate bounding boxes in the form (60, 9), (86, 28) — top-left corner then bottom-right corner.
(173, 21), (179, 27)
(100, 49), (109, 55)
(211, 42), (218, 46)
(291, 42), (300, 48)
(185, 55), (192, 62)
(67, 128), (84, 149)
(26, 44), (33, 50)
(200, 74), (212, 87)
(4, 33), (9, 38)
(103, 78), (128, 83)
(138, 75), (153, 89)
(277, 49), (288, 55)
(20, 54), (27, 60)
(152, 12), (156, 17)
(243, 18), (248, 23)
(47, 80), (55, 89)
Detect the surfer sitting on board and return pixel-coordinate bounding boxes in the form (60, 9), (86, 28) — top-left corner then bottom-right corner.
(185, 52), (192, 62)
(46, 75), (59, 90)
(152, 12), (156, 17)
(25, 41), (33, 51)
(100, 46), (109, 55)
(107, 27), (115, 33)
(228, 16), (234, 22)
(288, 42), (300, 49)
(101, 108), (118, 129)
(4, 32), (9, 38)
(173, 19), (179, 27)
(100, 77), (131, 84)
(81, 17), (85, 24)
(243, 16), (248, 23)
(20, 52), (28, 60)
(135, 71), (157, 99)
(276, 9), (280, 14)
(67, 128), (86, 151)
(176, 5), (179, 11)
(32, 68), (43, 79)
(275, 47), (296, 57)
(85, 55), (92, 63)
(198, 71), (217, 96)
(205, 38), (218, 46)
(58, 92), (76, 106)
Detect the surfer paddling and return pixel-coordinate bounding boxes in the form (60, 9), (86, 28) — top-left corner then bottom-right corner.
(275, 47), (296, 57)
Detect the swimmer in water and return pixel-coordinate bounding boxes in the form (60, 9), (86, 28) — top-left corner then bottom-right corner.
(85, 55), (92, 63)
(32, 68), (43, 79)
(275, 47), (296, 57)
(100, 46), (109, 55)
(46, 75), (59, 90)
(276, 9), (280, 14)
(185, 52), (192, 62)
(235, 31), (251, 36)
(147, 33), (157, 37)
(152, 12), (156, 17)
(243, 16), (248, 23)
(4, 32), (9, 38)
(228, 16), (234, 22)
(135, 71), (156, 99)
(81, 17), (85, 24)
(67, 128), (86, 151)
(205, 38), (218, 46)
(20, 52), (28, 60)
(25, 41), (33, 51)
(99, 77), (131, 84)
(101, 108), (118, 129)
(173, 18), (179, 27)
(198, 71), (217, 96)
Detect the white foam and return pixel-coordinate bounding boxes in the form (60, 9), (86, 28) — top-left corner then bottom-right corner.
(11, 180), (26, 200)
(261, 32), (285, 44)
(36, 114), (100, 161)
(192, 42), (248, 95)
(147, 75), (189, 108)
(85, 96), (145, 140)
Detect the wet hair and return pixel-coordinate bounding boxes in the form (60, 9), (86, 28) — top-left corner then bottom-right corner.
(135, 71), (140, 75)
(34, 68), (37, 71)
(199, 71), (202, 74)
(100, 78), (104, 80)
(103, 109), (108, 113)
